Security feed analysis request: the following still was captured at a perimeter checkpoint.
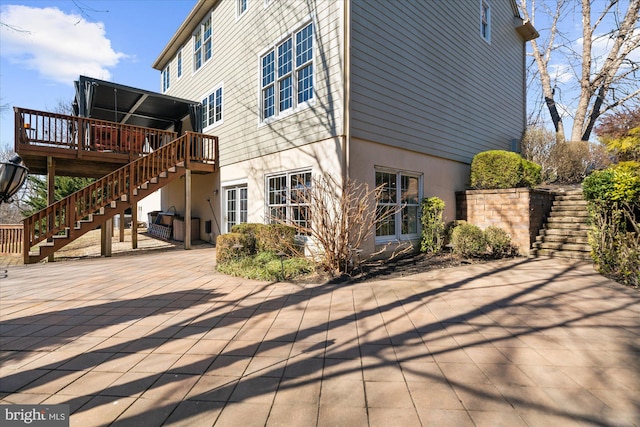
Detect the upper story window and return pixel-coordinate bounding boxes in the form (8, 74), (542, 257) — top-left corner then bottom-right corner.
(237, 0), (248, 18)
(177, 49), (182, 79)
(202, 84), (223, 130)
(162, 65), (170, 92)
(375, 169), (421, 242)
(194, 15), (213, 71)
(481, 0), (491, 42)
(260, 22), (314, 122)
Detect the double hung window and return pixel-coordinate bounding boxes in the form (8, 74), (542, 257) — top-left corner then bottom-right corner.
(267, 170), (312, 231)
(162, 65), (170, 92)
(481, 0), (491, 42)
(194, 15), (212, 71)
(201, 85), (223, 129)
(261, 22), (314, 121)
(375, 170), (421, 241)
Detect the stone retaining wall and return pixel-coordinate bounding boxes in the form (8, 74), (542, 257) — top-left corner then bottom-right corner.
(456, 188), (555, 256)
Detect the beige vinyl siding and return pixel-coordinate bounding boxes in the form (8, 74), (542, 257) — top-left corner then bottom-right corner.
(350, 0), (525, 164)
(163, 0), (344, 168)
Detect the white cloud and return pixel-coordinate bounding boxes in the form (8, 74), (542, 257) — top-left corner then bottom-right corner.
(548, 63), (574, 84)
(0, 5), (126, 84)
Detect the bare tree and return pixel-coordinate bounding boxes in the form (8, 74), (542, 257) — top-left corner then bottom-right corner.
(520, 0), (640, 143)
(272, 174), (409, 276)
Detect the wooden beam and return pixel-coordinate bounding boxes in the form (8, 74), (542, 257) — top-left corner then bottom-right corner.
(131, 202), (138, 249)
(185, 169), (191, 250)
(47, 157), (55, 263)
(101, 218), (113, 257)
(119, 212), (125, 242)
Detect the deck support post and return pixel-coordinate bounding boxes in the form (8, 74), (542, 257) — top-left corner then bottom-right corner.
(131, 202), (138, 249)
(47, 157), (55, 262)
(101, 218), (113, 257)
(119, 213), (125, 242)
(185, 169), (192, 250)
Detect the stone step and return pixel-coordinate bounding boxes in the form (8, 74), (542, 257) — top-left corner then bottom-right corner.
(532, 241), (591, 252)
(552, 201), (589, 209)
(549, 209), (589, 218)
(546, 216), (589, 224)
(544, 223), (591, 232)
(536, 234), (589, 244)
(555, 194), (585, 201)
(538, 228), (589, 238)
(529, 248), (592, 261)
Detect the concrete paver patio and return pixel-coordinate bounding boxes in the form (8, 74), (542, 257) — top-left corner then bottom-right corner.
(1, 247), (638, 426)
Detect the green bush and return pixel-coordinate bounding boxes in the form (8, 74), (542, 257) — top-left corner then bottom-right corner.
(470, 150), (542, 189)
(521, 159), (542, 188)
(256, 223), (297, 254)
(216, 251), (315, 281)
(216, 232), (253, 263)
(230, 223), (263, 252)
(484, 226), (515, 258)
(450, 223), (486, 257)
(420, 197), (446, 254)
(471, 150), (522, 189)
(582, 162), (639, 287)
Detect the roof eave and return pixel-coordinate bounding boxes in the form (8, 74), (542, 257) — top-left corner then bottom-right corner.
(152, 0), (219, 71)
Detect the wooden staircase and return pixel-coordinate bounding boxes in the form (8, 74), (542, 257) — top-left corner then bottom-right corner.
(23, 132), (218, 264)
(530, 188), (592, 260)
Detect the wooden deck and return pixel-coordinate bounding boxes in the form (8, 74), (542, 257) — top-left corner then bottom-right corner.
(14, 107), (184, 178)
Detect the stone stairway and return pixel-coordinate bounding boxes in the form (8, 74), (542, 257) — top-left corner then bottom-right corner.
(530, 188), (592, 260)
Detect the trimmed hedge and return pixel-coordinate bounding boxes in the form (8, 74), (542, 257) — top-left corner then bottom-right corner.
(219, 223), (298, 262)
(450, 223), (486, 257)
(470, 150), (542, 189)
(420, 197), (446, 254)
(216, 232), (253, 263)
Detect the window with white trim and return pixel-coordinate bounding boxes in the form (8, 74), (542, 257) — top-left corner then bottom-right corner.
(194, 15), (212, 71)
(237, 0), (248, 18)
(375, 170), (421, 241)
(225, 185), (248, 233)
(267, 170), (312, 231)
(481, 0), (491, 42)
(162, 65), (170, 93)
(177, 49), (182, 79)
(201, 85), (223, 129)
(260, 22), (314, 121)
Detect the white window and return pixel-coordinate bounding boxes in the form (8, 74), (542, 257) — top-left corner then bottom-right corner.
(267, 170), (312, 231)
(161, 65), (170, 92)
(177, 49), (182, 79)
(237, 0), (248, 18)
(201, 84), (223, 130)
(260, 22), (314, 122)
(481, 0), (491, 42)
(375, 169), (421, 241)
(194, 15), (212, 71)
(225, 185), (248, 233)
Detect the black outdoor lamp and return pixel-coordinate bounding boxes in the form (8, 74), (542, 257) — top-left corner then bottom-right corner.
(0, 155), (29, 205)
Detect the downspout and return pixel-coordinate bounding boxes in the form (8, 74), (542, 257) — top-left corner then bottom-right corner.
(341, 0), (351, 185)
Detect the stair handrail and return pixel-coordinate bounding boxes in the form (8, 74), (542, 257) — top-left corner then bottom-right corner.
(22, 132), (218, 261)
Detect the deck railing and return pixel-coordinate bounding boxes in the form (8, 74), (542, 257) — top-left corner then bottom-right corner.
(0, 224), (23, 254)
(14, 107), (177, 156)
(23, 131), (218, 259)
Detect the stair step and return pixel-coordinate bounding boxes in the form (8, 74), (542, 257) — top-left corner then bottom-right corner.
(549, 210), (589, 218)
(555, 194), (585, 201)
(532, 241), (591, 251)
(536, 235), (589, 244)
(529, 248), (592, 261)
(546, 216), (589, 224)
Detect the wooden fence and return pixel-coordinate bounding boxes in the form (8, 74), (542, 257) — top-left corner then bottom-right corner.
(1, 224), (23, 254)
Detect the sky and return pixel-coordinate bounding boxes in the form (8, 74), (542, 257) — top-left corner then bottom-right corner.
(0, 0), (197, 149)
(1, 0), (637, 151)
